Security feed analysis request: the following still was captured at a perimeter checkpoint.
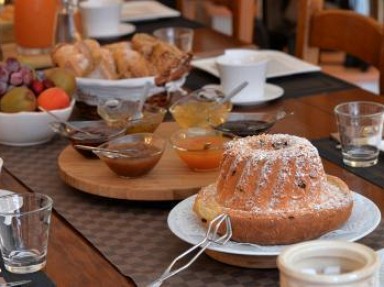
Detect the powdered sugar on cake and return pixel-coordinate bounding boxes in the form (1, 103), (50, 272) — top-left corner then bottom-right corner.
(210, 134), (352, 213)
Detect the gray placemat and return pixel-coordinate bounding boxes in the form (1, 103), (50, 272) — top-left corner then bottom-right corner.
(0, 137), (382, 286)
(186, 70), (356, 100)
(312, 137), (384, 189)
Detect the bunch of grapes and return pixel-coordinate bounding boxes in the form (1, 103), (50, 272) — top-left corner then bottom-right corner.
(0, 57), (35, 96)
(0, 57), (55, 98)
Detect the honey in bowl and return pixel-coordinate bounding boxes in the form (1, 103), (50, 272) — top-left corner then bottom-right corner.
(94, 133), (166, 178)
(125, 105), (167, 134)
(170, 128), (232, 171)
(169, 87), (232, 128)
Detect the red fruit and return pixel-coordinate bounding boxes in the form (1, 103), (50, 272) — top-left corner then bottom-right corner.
(42, 78), (55, 89)
(30, 80), (45, 96)
(37, 87), (71, 110)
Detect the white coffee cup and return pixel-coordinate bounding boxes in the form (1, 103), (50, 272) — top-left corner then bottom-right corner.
(277, 240), (380, 287)
(79, 0), (122, 38)
(216, 49), (268, 104)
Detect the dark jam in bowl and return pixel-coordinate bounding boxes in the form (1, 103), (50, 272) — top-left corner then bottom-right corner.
(68, 121), (125, 158)
(98, 142), (164, 177)
(215, 120), (274, 137)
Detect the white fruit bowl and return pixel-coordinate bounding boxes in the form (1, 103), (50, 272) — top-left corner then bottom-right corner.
(0, 99), (75, 146)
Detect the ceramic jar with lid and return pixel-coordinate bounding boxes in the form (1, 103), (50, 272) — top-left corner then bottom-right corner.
(277, 240), (380, 287)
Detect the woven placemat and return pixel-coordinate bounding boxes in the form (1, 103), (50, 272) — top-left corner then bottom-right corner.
(0, 137), (383, 286)
(312, 137), (384, 189)
(185, 70), (356, 99)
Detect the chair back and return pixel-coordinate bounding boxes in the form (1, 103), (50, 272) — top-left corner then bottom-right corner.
(295, 0), (384, 95)
(177, 0), (255, 43)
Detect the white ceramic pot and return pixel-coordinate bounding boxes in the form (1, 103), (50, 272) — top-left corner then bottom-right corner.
(277, 240), (380, 287)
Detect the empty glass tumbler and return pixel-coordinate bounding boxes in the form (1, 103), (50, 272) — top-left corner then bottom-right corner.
(334, 101), (384, 167)
(0, 193), (53, 274)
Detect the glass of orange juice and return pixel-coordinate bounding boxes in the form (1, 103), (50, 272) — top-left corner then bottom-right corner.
(14, 0), (59, 55)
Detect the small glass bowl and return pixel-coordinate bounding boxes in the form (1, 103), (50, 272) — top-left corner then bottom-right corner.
(170, 128), (233, 171)
(212, 110), (289, 137)
(50, 120), (126, 158)
(169, 87), (232, 128)
(93, 133), (166, 178)
(125, 105), (167, 134)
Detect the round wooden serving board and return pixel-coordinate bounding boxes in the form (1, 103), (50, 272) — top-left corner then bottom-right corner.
(58, 122), (219, 201)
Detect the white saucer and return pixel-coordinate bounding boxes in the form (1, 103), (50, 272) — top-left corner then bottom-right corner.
(232, 84), (284, 106)
(203, 84), (284, 106)
(88, 23), (136, 40)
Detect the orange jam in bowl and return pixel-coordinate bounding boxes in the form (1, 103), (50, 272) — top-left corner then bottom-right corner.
(94, 133), (166, 178)
(170, 128), (233, 171)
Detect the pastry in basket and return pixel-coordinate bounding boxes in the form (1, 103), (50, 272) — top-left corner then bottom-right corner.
(51, 39), (118, 79)
(51, 33), (192, 85)
(104, 41), (156, 78)
(193, 134), (353, 245)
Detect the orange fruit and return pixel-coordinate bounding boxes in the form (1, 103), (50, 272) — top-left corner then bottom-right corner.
(37, 87), (71, 110)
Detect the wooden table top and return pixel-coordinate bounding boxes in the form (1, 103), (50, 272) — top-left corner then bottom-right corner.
(1, 19), (384, 287)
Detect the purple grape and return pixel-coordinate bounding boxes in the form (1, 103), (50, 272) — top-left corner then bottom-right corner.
(20, 66), (34, 86)
(9, 71), (23, 86)
(0, 82), (7, 96)
(5, 57), (21, 73)
(0, 65), (10, 83)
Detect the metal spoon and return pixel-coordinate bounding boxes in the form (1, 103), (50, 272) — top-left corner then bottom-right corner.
(218, 81), (249, 103)
(0, 280), (32, 287)
(75, 144), (123, 155)
(74, 144), (138, 157)
(39, 106), (95, 137)
(197, 81), (248, 103)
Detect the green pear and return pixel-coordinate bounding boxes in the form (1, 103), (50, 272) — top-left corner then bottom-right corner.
(1, 87), (37, 113)
(46, 68), (77, 97)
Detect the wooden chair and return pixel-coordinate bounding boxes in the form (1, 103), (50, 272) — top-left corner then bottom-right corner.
(295, 0), (384, 95)
(176, 0), (256, 43)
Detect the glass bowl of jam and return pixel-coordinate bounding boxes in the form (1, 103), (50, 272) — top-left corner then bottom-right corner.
(170, 127), (233, 171)
(50, 120), (126, 158)
(212, 110), (290, 137)
(93, 133), (166, 178)
(169, 87), (232, 128)
(124, 105), (167, 134)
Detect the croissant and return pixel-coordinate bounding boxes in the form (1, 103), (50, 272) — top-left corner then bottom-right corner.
(51, 33), (192, 84)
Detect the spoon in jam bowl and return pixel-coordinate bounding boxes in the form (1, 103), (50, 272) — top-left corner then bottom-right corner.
(39, 106), (96, 137)
(74, 144), (134, 157)
(213, 110), (294, 137)
(197, 81), (248, 104)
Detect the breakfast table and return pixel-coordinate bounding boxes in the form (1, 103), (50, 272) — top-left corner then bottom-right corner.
(1, 4), (384, 287)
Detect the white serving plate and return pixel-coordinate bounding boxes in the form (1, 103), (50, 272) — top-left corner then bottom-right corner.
(121, 1), (180, 22)
(191, 49), (321, 79)
(168, 192), (380, 256)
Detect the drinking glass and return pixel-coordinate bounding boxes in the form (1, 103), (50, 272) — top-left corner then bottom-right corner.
(334, 101), (384, 167)
(0, 193), (53, 274)
(14, 0), (59, 55)
(153, 27), (194, 52)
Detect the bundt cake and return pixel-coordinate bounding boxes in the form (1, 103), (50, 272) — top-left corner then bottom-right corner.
(193, 134), (353, 245)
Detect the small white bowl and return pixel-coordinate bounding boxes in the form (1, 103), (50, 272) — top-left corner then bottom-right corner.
(0, 100), (75, 146)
